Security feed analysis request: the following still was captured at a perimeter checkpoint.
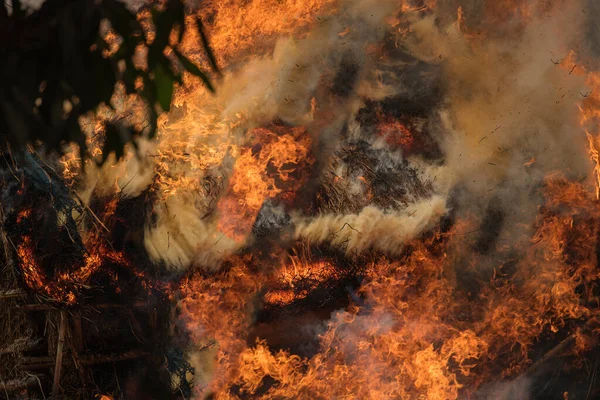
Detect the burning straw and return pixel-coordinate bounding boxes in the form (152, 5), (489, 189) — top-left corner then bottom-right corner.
(4, 0), (600, 399)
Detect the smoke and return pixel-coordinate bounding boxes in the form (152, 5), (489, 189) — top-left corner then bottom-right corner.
(290, 0), (592, 255)
(55, 0), (597, 274)
(425, 1), (589, 189)
(474, 376), (533, 400)
(388, 0), (592, 266)
(49, 0), (600, 394)
(144, 194), (240, 270)
(61, 0), (444, 270)
(74, 139), (156, 204)
(293, 196), (446, 254)
(140, 0), (404, 271)
(111, 1), (600, 397)
(286, 3), (596, 398)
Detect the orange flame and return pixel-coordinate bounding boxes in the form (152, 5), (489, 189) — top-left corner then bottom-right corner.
(217, 126), (312, 241)
(177, 173), (600, 399)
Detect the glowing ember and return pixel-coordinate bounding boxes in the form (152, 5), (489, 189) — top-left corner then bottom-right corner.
(377, 119), (414, 152)
(264, 257), (341, 306)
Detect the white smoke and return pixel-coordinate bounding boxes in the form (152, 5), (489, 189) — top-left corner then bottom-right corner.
(474, 376), (533, 400)
(177, 0), (599, 398)
(404, 1), (589, 203)
(293, 196), (446, 254)
(143, 0), (405, 271)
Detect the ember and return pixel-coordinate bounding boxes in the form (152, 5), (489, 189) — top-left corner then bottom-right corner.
(3, 0), (600, 399)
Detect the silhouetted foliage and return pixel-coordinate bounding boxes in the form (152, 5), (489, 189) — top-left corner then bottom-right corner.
(0, 0), (217, 163)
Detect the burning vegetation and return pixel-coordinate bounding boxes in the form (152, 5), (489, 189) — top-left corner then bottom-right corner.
(4, 0), (600, 399)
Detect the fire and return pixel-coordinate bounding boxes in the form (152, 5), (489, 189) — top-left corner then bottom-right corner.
(586, 131), (600, 199)
(376, 119), (414, 153)
(176, 173), (600, 399)
(12, 193), (160, 304)
(455, 0), (538, 39)
(15, 208), (31, 224)
(15, 226), (120, 304)
(555, 52), (600, 199)
(580, 71), (600, 198)
(178, 255), (265, 393)
(10, 0), (600, 398)
(187, 0), (338, 65)
(217, 126), (312, 241)
(264, 256), (341, 306)
(17, 236), (47, 292)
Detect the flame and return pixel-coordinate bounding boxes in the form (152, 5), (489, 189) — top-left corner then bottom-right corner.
(581, 72), (600, 199)
(12, 195), (160, 304)
(554, 51), (600, 199)
(376, 119), (414, 153)
(18, 0), (600, 398)
(16, 231), (119, 304)
(176, 173), (600, 399)
(15, 208), (31, 223)
(458, 0), (535, 34)
(186, 0), (338, 66)
(217, 126), (312, 241)
(264, 256), (341, 306)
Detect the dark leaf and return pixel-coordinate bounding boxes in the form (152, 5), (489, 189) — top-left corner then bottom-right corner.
(38, 80), (58, 124)
(81, 4), (103, 45)
(0, 2), (8, 19)
(101, 123), (126, 164)
(163, 54), (183, 85)
(151, 8), (171, 51)
(147, 42), (162, 70)
(167, 0), (186, 44)
(141, 73), (156, 103)
(94, 54), (117, 104)
(0, 93), (28, 150)
(100, 0), (144, 71)
(172, 48), (214, 92)
(154, 62), (174, 111)
(196, 17), (220, 74)
(101, 0), (142, 41)
(60, 12), (77, 68)
(146, 105), (158, 138)
(121, 59), (138, 94)
(11, 0), (24, 19)
(140, 73), (159, 138)
(76, 52), (115, 112)
(0, 0), (213, 165)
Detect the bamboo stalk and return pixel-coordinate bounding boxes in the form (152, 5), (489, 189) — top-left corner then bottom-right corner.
(68, 311), (87, 385)
(524, 335), (576, 378)
(20, 350), (150, 370)
(125, 308), (145, 344)
(524, 319), (595, 378)
(0, 289), (26, 299)
(19, 301), (148, 312)
(1, 376), (38, 392)
(71, 312), (84, 353)
(0, 338), (44, 355)
(51, 310), (66, 399)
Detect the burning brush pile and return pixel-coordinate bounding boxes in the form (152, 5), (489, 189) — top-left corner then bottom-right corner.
(4, 0), (600, 398)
